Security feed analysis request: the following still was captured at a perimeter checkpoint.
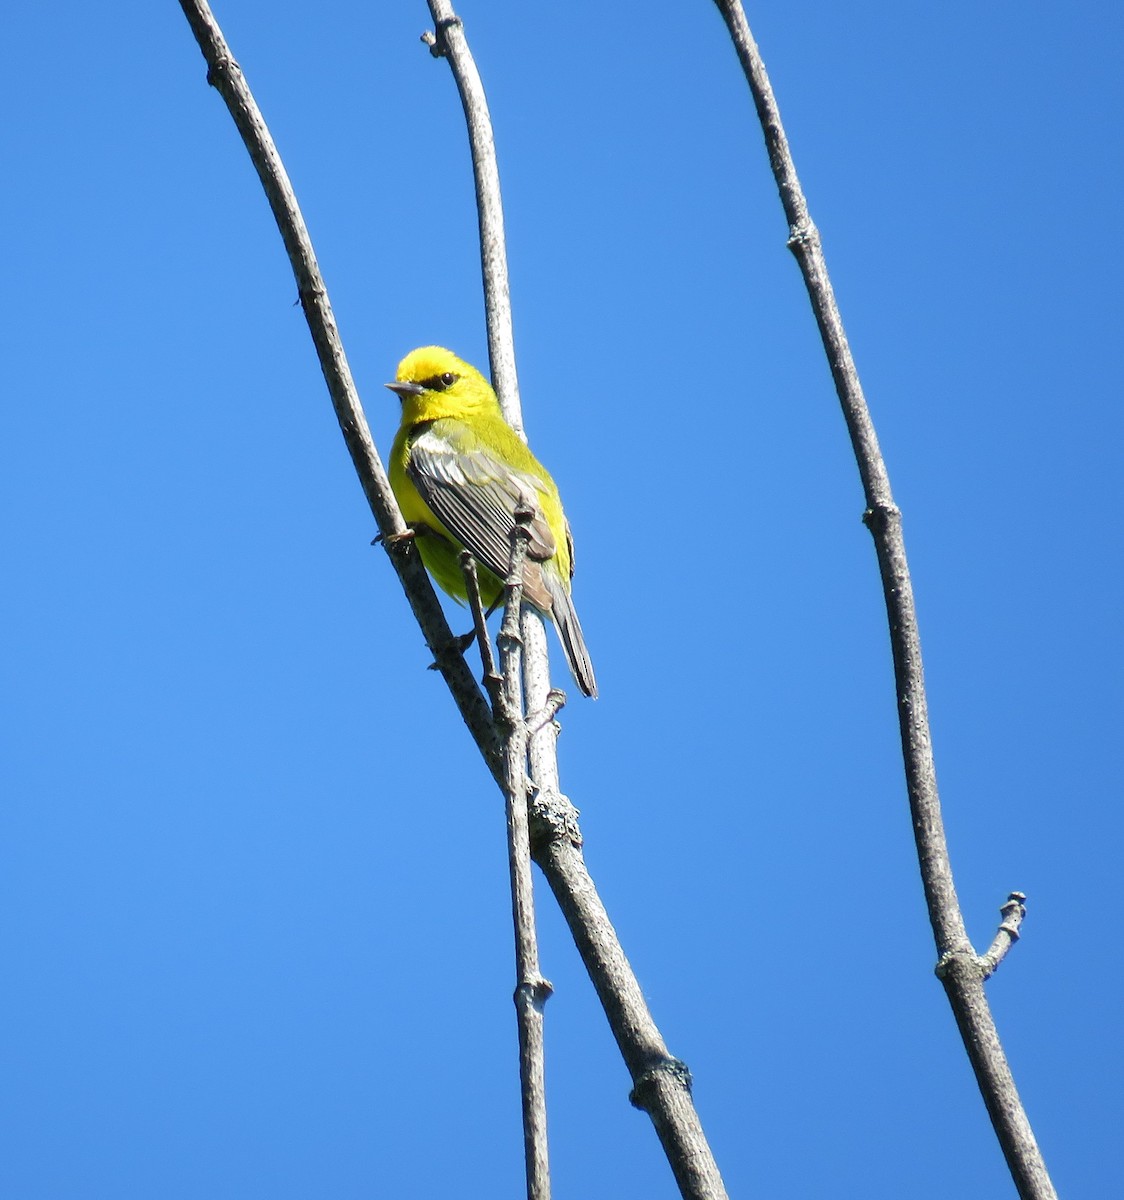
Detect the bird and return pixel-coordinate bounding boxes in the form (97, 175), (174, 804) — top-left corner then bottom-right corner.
(386, 346), (597, 698)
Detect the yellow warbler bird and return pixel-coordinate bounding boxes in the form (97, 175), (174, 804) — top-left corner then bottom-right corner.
(386, 346), (598, 698)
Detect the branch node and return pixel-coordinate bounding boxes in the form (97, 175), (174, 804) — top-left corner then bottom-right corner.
(515, 976), (555, 1011)
(497, 627), (524, 651)
(629, 1056), (694, 1111)
(425, 16), (462, 58)
(998, 891), (1027, 932)
(528, 788), (583, 853)
(525, 689), (566, 735)
(204, 54), (238, 90)
(296, 278), (326, 311)
(426, 633), (471, 675)
(785, 217), (818, 250)
(861, 501), (901, 534)
(934, 947), (983, 982)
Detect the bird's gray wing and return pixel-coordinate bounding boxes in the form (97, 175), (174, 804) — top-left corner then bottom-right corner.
(407, 422), (556, 590)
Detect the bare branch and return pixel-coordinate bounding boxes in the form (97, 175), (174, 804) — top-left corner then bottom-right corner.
(423, 0), (522, 433)
(422, 6), (730, 1196)
(176, 0), (501, 781)
(178, 3), (727, 1195)
(710, 3), (1056, 1198)
(493, 513), (552, 1200)
(460, 551), (502, 700)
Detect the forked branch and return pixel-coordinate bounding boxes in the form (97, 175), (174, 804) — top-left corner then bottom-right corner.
(422, 4), (729, 1198)
(710, 3), (1056, 1198)
(462, 525), (553, 1200)
(176, 2), (728, 1197)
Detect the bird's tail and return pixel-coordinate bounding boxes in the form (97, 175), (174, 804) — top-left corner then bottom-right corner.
(544, 571), (598, 699)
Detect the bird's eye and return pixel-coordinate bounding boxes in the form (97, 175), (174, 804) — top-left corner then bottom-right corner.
(418, 372), (459, 392)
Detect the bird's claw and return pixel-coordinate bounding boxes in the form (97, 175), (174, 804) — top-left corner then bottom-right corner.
(372, 526), (421, 548)
(426, 628), (479, 671)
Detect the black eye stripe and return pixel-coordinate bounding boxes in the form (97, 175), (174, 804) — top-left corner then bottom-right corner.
(418, 372), (459, 392)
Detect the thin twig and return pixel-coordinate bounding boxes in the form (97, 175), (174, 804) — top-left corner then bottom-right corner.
(175, 0), (501, 782)
(460, 551), (502, 700)
(978, 892), (1028, 981)
(421, 6), (730, 1197)
(495, 512), (552, 1200)
(461, 531), (555, 1200)
(710, 4), (1056, 1199)
(422, 1), (521, 434)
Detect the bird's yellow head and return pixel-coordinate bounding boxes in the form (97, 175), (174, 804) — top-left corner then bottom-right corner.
(386, 346), (500, 423)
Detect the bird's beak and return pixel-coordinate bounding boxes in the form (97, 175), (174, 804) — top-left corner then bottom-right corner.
(385, 380), (425, 398)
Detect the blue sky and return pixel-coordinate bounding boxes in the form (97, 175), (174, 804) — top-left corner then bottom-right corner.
(2, 2), (1120, 1196)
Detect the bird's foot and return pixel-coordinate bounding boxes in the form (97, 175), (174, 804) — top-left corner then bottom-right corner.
(426, 628), (478, 671)
(371, 526), (421, 548)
